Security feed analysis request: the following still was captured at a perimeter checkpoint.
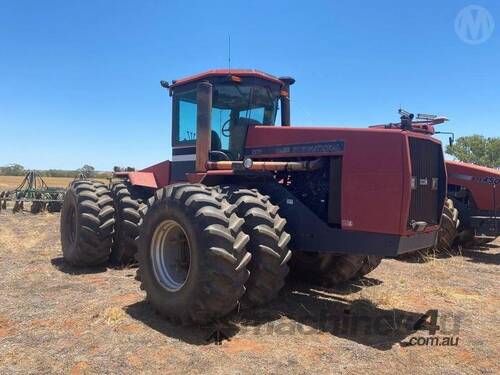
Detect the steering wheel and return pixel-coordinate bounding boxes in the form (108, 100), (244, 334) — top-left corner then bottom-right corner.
(209, 150), (230, 161)
(221, 118), (231, 137)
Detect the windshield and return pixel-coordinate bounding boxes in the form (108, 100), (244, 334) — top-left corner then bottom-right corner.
(173, 78), (280, 160)
(212, 83), (279, 124)
(212, 82), (279, 158)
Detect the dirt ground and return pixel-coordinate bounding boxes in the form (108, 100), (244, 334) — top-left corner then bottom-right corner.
(0, 208), (498, 374)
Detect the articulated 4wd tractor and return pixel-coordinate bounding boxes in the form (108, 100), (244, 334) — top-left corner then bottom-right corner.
(60, 70), (446, 324)
(373, 116), (499, 249)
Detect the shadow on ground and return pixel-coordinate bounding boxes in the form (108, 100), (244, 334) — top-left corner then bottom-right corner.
(125, 278), (422, 350)
(125, 301), (241, 345)
(50, 257), (108, 275)
(51, 256), (139, 274)
(461, 243), (500, 265)
(395, 249), (460, 263)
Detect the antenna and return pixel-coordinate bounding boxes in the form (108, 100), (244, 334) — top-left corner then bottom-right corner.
(228, 35), (231, 73)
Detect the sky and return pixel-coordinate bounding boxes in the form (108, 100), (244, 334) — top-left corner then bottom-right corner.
(0, 0), (498, 171)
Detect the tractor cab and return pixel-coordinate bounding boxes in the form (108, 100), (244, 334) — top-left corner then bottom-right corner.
(172, 74), (280, 160)
(161, 70), (295, 179)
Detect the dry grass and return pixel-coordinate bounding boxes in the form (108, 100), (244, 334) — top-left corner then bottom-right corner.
(0, 211), (498, 374)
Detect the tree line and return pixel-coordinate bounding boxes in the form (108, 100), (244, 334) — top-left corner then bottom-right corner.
(446, 135), (499, 169)
(0, 164), (111, 179)
(0, 135), (497, 176)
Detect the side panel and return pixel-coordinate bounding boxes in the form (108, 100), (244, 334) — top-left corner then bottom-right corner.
(446, 160), (500, 211)
(341, 132), (406, 236)
(246, 126), (409, 235)
(171, 161), (195, 182)
(125, 172), (158, 189)
(171, 146), (196, 182)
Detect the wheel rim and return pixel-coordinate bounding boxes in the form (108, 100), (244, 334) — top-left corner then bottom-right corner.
(151, 219), (191, 292)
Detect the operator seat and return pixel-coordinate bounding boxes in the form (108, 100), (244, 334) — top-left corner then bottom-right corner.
(211, 130), (222, 151)
(229, 117), (262, 160)
(209, 130), (230, 161)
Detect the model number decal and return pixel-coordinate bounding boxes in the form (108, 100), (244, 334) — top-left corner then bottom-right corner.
(246, 141), (345, 156)
(474, 176), (500, 185)
(450, 173), (500, 185)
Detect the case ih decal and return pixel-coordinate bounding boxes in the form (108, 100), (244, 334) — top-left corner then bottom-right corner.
(246, 140), (345, 157)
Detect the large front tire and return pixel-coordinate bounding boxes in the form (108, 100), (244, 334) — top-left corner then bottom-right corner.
(220, 187), (291, 308)
(60, 181), (115, 266)
(136, 184), (251, 325)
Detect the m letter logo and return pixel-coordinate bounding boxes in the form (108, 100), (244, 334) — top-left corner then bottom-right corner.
(455, 5), (495, 45)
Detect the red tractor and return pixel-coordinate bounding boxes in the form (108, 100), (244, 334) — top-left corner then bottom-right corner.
(372, 115), (499, 249)
(445, 160), (499, 246)
(60, 70), (446, 324)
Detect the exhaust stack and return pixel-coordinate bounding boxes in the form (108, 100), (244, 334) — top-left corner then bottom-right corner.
(279, 76), (295, 126)
(196, 81), (212, 172)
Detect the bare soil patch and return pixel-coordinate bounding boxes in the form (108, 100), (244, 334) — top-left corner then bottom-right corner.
(0, 211), (498, 374)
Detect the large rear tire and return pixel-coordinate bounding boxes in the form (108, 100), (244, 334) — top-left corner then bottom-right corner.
(111, 181), (146, 265)
(60, 181), (115, 266)
(136, 184), (251, 325)
(436, 198), (459, 251)
(220, 187), (291, 308)
(356, 255), (383, 278)
(451, 199), (475, 246)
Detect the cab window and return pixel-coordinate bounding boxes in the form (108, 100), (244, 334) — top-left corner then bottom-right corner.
(211, 83), (279, 159)
(173, 89), (197, 146)
(172, 79), (280, 159)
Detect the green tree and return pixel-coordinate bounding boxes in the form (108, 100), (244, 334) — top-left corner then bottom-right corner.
(0, 163), (25, 176)
(446, 135), (500, 168)
(79, 164), (96, 178)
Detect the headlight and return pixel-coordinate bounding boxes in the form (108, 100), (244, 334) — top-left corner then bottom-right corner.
(243, 157), (253, 169)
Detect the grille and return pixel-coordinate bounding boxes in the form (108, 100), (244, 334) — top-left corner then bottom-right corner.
(408, 137), (446, 227)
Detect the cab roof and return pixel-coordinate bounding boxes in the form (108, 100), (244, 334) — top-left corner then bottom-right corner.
(169, 69), (284, 89)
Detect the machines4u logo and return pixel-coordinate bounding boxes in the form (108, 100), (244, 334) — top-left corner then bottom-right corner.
(401, 309), (461, 347)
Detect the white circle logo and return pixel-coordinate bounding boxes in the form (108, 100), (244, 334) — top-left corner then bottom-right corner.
(455, 5), (495, 45)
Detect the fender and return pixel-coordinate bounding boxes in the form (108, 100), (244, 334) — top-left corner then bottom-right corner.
(114, 171), (158, 189)
(115, 160), (171, 189)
